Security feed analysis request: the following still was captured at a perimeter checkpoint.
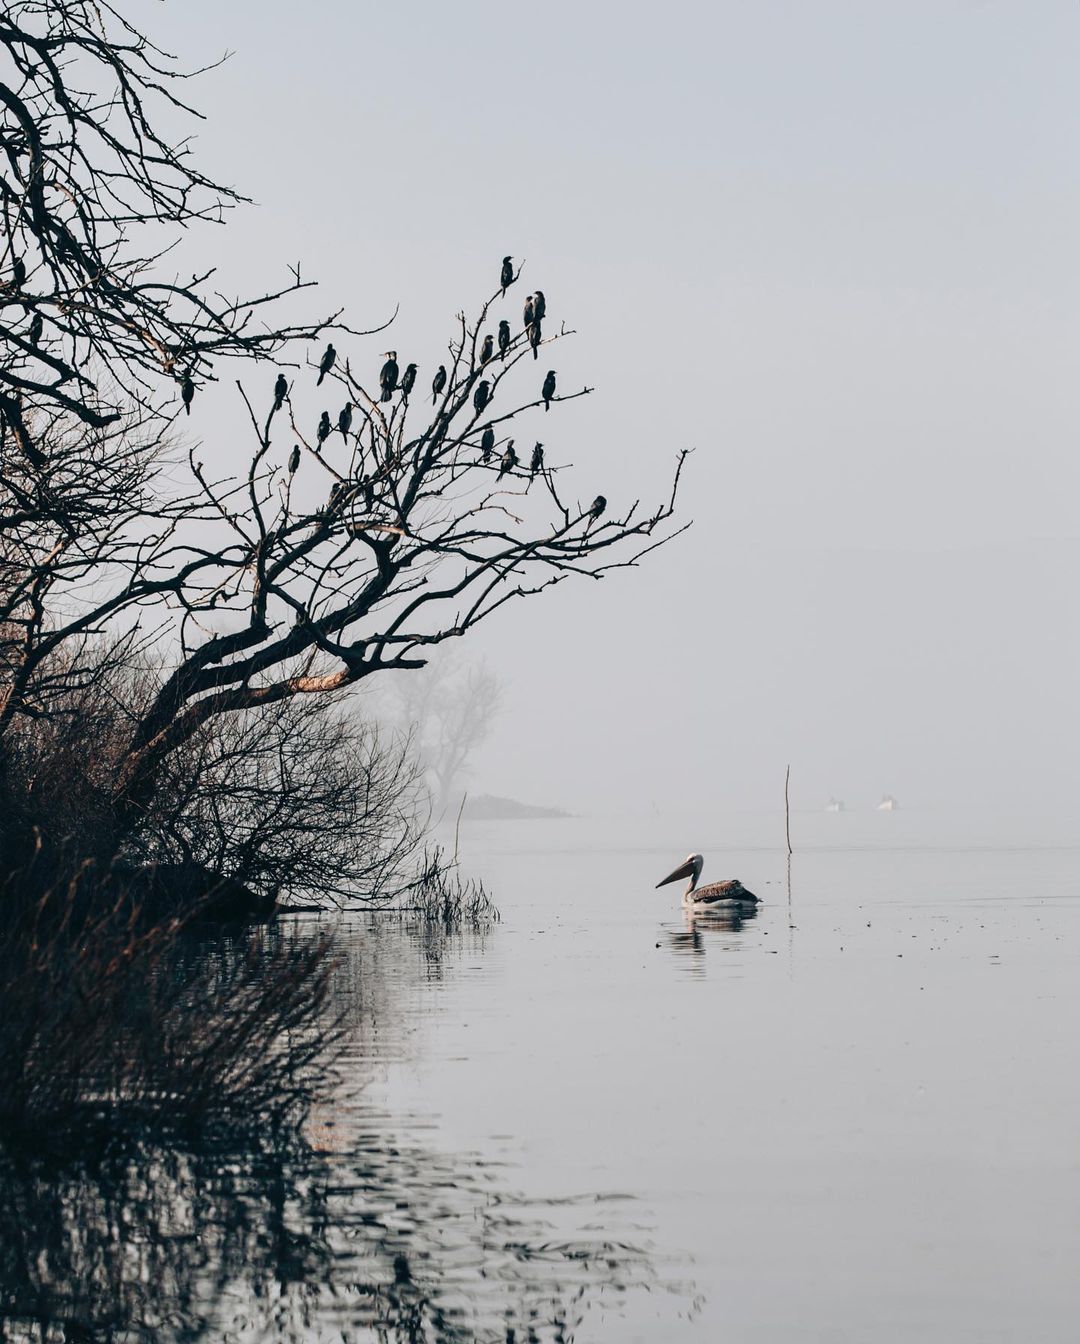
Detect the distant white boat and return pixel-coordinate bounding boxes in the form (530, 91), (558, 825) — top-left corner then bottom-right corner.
(825, 798), (845, 813)
(878, 794), (899, 812)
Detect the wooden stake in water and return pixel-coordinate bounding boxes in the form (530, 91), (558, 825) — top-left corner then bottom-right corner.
(784, 763), (792, 856)
(785, 764), (794, 929)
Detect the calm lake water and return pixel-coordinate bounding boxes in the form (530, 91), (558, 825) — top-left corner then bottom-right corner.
(4, 813), (1079, 1341)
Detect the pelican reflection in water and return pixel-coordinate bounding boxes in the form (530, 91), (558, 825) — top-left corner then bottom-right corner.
(666, 902), (758, 952)
(656, 853), (760, 908)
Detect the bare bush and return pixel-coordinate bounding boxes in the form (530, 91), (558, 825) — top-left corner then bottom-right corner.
(143, 692), (427, 907)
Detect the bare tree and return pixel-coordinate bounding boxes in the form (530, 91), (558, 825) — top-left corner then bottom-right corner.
(0, 5), (689, 886)
(390, 653), (502, 810)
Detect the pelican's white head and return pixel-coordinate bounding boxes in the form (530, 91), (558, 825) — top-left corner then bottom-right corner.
(656, 853), (704, 896)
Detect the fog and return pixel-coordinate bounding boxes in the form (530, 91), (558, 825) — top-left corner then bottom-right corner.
(155, 1), (1079, 836)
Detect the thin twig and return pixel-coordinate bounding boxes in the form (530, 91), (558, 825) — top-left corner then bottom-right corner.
(453, 791), (467, 866)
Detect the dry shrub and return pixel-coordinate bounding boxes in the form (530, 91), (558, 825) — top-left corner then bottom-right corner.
(145, 690), (429, 907)
(0, 646), (494, 917)
(395, 844), (499, 929)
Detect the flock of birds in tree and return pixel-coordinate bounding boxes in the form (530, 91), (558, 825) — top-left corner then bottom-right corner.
(166, 256), (606, 523)
(13, 246), (600, 512)
(264, 256), (606, 523)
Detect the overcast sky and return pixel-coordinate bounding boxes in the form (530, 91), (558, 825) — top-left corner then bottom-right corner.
(158, 1), (1080, 834)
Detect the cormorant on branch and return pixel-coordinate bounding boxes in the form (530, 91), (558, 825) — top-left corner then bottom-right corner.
(181, 374), (194, 415)
(588, 495), (606, 520)
(317, 343), (336, 386)
(529, 319), (542, 360)
(363, 477), (375, 510)
(273, 372), (288, 410)
(317, 411), (331, 446)
(542, 370), (556, 411)
(401, 362), (417, 397)
(432, 365), (447, 403)
(530, 442), (544, 476)
(480, 426), (495, 461)
(498, 440), (517, 478)
(532, 290), (546, 323)
(480, 333), (494, 366)
(11, 256), (25, 287)
(501, 255), (514, 295)
(473, 379), (491, 414)
(338, 403), (353, 438)
(28, 312), (42, 347)
(379, 352), (399, 402)
(498, 319), (511, 359)
(523, 294), (535, 330)
(288, 443), (301, 474)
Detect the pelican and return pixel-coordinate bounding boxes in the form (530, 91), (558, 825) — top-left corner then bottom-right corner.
(656, 854), (759, 908)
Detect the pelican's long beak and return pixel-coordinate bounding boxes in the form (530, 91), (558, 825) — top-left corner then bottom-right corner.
(656, 858), (696, 889)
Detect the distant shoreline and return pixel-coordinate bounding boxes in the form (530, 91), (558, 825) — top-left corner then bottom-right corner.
(461, 794), (573, 822)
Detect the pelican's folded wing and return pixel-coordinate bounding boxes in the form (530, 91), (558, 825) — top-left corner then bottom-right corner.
(696, 879), (759, 904)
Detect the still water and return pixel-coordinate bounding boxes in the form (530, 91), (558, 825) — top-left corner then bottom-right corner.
(3, 814), (1079, 1341)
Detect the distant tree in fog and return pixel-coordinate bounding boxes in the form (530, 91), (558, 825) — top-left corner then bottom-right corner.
(390, 656), (502, 811)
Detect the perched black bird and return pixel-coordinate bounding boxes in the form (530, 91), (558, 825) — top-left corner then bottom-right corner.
(380, 352), (399, 402)
(523, 294), (535, 331)
(542, 369), (556, 411)
(28, 312), (42, 347)
(11, 256), (25, 287)
(473, 379), (491, 414)
(529, 318), (542, 360)
(317, 411), (331, 446)
(480, 426), (495, 461)
(181, 374), (194, 415)
(532, 289), (547, 323)
(498, 319), (511, 360)
(498, 440), (517, 478)
(588, 494), (607, 520)
(274, 372), (288, 410)
(363, 477), (375, 510)
(338, 403), (353, 438)
(500, 255), (514, 296)
(480, 333), (494, 366)
(401, 362), (417, 397)
(432, 364), (447, 403)
(288, 443), (301, 474)
(317, 343), (336, 386)
(529, 442), (544, 476)
(327, 481), (345, 512)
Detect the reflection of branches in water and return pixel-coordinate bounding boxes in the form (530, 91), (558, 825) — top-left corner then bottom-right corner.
(0, 1131), (329, 1341)
(0, 919), (694, 1341)
(0, 1121), (676, 1343)
(0, 908), (340, 1132)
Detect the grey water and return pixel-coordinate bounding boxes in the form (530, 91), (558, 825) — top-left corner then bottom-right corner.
(4, 814), (1079, 1341)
